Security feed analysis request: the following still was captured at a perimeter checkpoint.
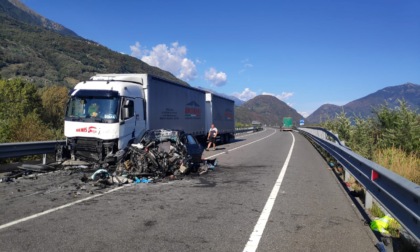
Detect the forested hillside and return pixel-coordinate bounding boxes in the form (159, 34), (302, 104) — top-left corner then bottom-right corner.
(0, 0), (186, 87)
(235, 95), (303, 126)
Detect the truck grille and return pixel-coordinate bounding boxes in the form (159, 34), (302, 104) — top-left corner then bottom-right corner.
(74, 138), (101, 152)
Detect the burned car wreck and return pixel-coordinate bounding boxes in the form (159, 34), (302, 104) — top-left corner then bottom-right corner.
(115, 129), (205, 180)
(1, 129), (217, 187)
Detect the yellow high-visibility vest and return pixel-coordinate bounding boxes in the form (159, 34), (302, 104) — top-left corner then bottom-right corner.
(370, 215), (393, 235)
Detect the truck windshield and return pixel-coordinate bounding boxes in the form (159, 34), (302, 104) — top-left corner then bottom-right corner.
(66, 96), (120, 121)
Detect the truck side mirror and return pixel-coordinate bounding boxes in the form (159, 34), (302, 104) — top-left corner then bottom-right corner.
(122, 99), (134, 120)
(122, 107), (130, 119)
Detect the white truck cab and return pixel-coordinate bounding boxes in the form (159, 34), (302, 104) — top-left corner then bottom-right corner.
(61, 74), (147, 162)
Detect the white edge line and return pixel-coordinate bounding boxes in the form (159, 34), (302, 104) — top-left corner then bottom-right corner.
(243, 132), (295, 252)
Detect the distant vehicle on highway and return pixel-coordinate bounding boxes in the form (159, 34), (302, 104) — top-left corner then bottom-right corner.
(251, 120), (263, 132)
(281, 117), (293, 131)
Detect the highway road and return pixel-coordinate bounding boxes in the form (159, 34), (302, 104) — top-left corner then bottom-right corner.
(0, 128), (378, 251)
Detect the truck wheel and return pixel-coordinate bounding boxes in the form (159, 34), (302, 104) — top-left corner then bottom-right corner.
(221, 135), (226, 144)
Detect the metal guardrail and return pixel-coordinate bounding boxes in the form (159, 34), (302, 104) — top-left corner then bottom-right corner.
(0, 140), (66, 159)
(298, 127), (345, 146)
(0, 128), (255, 160)
(298, 127), (420, 243)
(235, 127), (255, 134)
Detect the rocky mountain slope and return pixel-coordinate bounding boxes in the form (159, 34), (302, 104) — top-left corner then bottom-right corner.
(0, 0), (187, 87)
(0, 0), (78, 37)
(235, 95), (303, 126)
(307, 83), (420, 123)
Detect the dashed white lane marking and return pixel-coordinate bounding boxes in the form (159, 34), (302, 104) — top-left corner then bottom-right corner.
(0, 128), (277, 231)
(243, 132), (295, 252)
(0, 185), (126, 231)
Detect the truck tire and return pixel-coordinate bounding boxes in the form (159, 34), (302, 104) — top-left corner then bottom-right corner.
(221, 134), (226, 144)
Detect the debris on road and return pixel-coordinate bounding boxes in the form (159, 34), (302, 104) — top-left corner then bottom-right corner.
(91, 169), (110, 181)
(115, 129), (195, 180)
(18, 164), (56, 173)
(1, 129), (217, 187)
(370, 215), (397, 236)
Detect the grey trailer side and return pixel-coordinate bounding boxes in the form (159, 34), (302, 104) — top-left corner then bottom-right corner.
(144, 76), (206, 137)
(205, 92), (235, 144)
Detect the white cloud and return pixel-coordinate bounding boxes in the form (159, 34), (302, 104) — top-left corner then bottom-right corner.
(232, 89), (294, 102)
(205, 67), (227, 87)
(129, 41), (144, 58)
(130, 41), (197, 81)
(232, 88), (257, 101)
(299, 111), (310, 118)
(262, 91), (294, 101)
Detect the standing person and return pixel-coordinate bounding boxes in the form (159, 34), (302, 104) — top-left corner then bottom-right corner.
(206, 123), (218, 151)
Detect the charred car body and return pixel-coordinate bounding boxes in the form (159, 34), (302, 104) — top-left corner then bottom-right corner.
(117, 129), (204, 178)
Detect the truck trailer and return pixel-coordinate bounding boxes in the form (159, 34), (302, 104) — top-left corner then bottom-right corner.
(57, 73), (234, 163)
(281, 117), (293, 131)
(204, 93), (235, 144)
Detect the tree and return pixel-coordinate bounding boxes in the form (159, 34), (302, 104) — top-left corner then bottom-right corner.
(374, 100), (420, 155)
(335, 110), (351, 144)
(349, 117), (376, 159)
(9, 112), (56, 142)
(0, 78), (41, 120)
(321, 110), (351, 144)
(39, 85), (69, 129)
(0, 78), (47, 143)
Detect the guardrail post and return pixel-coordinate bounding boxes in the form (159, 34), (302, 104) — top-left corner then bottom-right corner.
(43, 154), (47, 165)
(344, 169), (351, 182)
(365, 190), (373, 209)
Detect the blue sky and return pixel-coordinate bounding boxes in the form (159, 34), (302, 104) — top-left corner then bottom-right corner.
(22, 0), (420, 117)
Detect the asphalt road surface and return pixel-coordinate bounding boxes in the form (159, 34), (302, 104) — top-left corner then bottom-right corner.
(0, 128), (379, 251)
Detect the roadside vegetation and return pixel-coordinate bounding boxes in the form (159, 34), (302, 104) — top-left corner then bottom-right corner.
(0, 78), (68, 144)
(0, 15), (185, 88)
(319, 100), (419, 250)
(235, 122), (252, 128)
(320, 100), (420, 184)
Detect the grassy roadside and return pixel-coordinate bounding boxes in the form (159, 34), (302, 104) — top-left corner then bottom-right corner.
(373, 147), (420, 184)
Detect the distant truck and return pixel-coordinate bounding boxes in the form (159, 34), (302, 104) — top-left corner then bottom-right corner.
(57, 74), (235, 162)
(281, 117), (293, 131)
(251, 121), (263, 132)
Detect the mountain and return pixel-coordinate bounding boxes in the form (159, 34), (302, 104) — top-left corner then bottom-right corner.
(307, 83), (420, 123)
(0, 0), (78, 37)
(235, 95), (304, 126)
(0, 0), (187, 87)
(306, 104), (342, 123)
(227, 96), (245, 106)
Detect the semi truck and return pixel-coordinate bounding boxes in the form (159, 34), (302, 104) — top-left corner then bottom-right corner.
(57, 73), (235, 163)
(281, 117), (293, 131)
